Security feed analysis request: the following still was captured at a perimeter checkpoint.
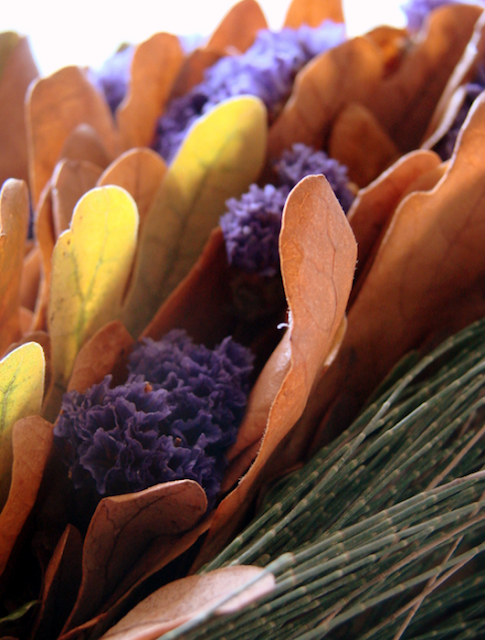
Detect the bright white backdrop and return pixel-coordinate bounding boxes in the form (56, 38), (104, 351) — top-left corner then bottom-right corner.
(1, 0), (406, 75)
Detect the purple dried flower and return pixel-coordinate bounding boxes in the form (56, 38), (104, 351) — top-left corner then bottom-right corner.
(400, 0), (484, 31)
(54, 330), (254, 507)
(275, 143), (355, 213)
(90, 45), (134, 114)
(154, 21), (346, 162)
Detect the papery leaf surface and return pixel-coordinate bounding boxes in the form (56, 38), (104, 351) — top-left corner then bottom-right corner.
(45, 186), (138, 420)
(0, 179), (30, 356)
(63, 480), (207, 633)
(0, 414), (51, 574)
(0, 33), (38, 186)
(117, 33), (183, 150)
(193, 175), (357, 568)
(98, 148), (167, 230)
(20, 246), (41, 314)
(60, 123), (112, 168)
(267, 37), (384, 161)
(328, 102), (399, 187)
(284, 0), (344, 27)
(100, 565), (275, 640)
(32, 184), (55, 332)
(26, 66), (119, 208)
(52, 159), (104, 236)
(310, 91), (485, 451)
(121, 95), (267, 338)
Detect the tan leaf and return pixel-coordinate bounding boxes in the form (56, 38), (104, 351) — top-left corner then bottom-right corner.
(0, 415), (53, 575)
(63, 480), (207, 633)
(364, 26), (408, 77)
(98, 148), (167, 230)
(60, 123), (112, 169)
(26, 66), (119, 208)
(0, 35), (39, 186)
(52, 159), (104, 237)
(100, 566), (275, 640)
(117, 33), (183, 150)
(284, 0), (344, 27)
(20, 245), (41, 313)
(328, 102), (400, 187)
(169, 50), (224, 99)
(32, 184), (55, 332)
(192, 175), (357, 568)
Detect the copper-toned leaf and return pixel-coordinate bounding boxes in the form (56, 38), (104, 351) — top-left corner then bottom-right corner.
(205, 0), (267, 54)
(0, 33), (39, 186)
(60, 124), (112, 168)
(26, 66), (119, 208)
(0, 179), (30, 356)
(100, 566), (275, 640)
(67, 320), (134, 394)
(63, 480), (207, 633)
(310, 91), (485, 452)
(0, 415), (53, 576)
(363, 4), (483, 151)
(267, 37), (384, 161)
(52, 160), (104, 237)
(20, 246), (41, 314)
(192, 176), (357, 568)
(169, 49), (224, 100)
(117, 33), (183, 150)
(32, 184), (55, 332)
(98, 148), (167, 230)
(284, 0), (344, 27)
(328, 102), (400, 187)
(364, 26), (408, 77)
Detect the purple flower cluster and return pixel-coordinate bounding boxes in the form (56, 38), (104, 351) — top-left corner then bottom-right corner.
(400, 0), (484, 31)
(220, 143), (354, 276)
(154, 21), (346, 162)
(90, 45), (134, 114)
(54, 330), (254, 507)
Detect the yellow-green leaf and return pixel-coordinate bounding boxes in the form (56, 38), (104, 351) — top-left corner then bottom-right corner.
(45, 186), (139, 420)
(120, 95), (267, 337)
(0, 342), (45, 509)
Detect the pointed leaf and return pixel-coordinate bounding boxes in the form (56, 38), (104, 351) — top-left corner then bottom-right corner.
(0, 415), (52, 574)
(205, 0), (268, 54)
(26, 66), (119, 208)
(0, 33), (38, 186)
(44, 186), (138, 420)
(193, 176), (357, 568)
(117, 33), (183, 150)
(63, 480), (207, 633)
(97, 148), (167, 230)
(0, 179), (30, 355)
(100, 566), (275, 640)
(121, 95), (267, 337)
(284, 0), (344, 27)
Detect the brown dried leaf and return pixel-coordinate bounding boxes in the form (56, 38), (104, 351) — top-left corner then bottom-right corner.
(20, 245), (41, 313)
(284, 0), (344, 27)
(100, 566), (275, 640)
(364, 26), (408, 77)
(0, 415), (53, 575)
(310, 91), (485, 451)
(192, 175), (357, 568)
(60, 124), (112, 169)
(169, 50), (223, 99)
(0, 179), (30, 356)
(205, 0), (267, 54)
(68, 320), (134, 394)
(328, 102), (400, 187)
(117, 33), (183, 150)
(32, 184), (55, 332)
(51, 160), (104, 237)
(26, 66), (119, 208)
(63, 480), (207, 633)
(267, 37), (384, 161)
(363, 4), (483, 151)
(97, 148), (167, 230)
(0, 35), (39, 186)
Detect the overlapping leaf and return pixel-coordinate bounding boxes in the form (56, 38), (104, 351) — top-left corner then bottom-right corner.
(283, 0), (344, 27)
(120, 95), (267, 338)
(44, 186), (138, 420)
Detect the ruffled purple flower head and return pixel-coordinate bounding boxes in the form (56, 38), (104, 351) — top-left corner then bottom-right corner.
(154, 21), (346, 162)
(400, 0), (484, 31)
(90, 44), (134, 114)
(54, 330), (254, 508)
(220, 144), (354, 276)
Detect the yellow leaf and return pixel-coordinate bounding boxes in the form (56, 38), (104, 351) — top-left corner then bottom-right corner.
(45, 186), (138, 420)
(121, 95), (267, 337)
(0, 342), (45, 509)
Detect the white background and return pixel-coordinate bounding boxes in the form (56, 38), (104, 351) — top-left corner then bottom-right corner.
(1, 0), (406, 76)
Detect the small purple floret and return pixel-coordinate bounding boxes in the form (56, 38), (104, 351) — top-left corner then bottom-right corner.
(90, 45), (134, 114)
(54, 330), (254, 507)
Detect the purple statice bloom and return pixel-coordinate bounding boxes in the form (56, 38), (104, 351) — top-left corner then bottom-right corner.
(400, 0), (484, 31)
(154, 21), (346, 163)
(220, 144), (354, 276)
(275, 143), (355, 213)
(90, 45), (134, 114)
(54, 330), (253, 508)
